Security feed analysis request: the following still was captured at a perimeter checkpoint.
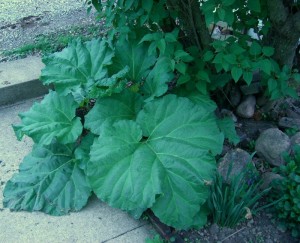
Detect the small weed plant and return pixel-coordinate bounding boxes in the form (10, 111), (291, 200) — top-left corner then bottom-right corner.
(247, 140), (256, 153)
(285, 127), (299, 137)
(271, 145), (300, 238)
(208, 166), (270, 228)
(145, 235), (166, 243)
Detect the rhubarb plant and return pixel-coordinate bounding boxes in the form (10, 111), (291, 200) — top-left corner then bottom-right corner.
(2, 35), (233, 229)
(3, 0), (247, 228)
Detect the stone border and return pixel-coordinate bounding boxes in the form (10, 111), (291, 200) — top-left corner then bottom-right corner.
(0, 56), (49, 106)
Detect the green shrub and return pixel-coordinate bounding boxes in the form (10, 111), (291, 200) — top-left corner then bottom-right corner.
(82, 0), (300, 99)
(271, 145), (300, 238)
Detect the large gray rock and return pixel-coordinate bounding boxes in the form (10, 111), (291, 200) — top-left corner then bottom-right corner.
(218, 148), (253, 183)
(255, 128), (291, 166)
(236, 95), (256, 118)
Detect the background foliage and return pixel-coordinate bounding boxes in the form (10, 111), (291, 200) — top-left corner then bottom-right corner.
(271, 145), (300, 238)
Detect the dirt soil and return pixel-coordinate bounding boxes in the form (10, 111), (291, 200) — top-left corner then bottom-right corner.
(147, 198), (299, 242)
(177, 210), (298, 243)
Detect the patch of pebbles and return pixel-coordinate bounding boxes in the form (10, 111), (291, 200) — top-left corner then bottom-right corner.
(0, 0), (98, 60)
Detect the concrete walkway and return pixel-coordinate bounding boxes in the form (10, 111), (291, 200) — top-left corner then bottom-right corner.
(0, 57), (154, 242)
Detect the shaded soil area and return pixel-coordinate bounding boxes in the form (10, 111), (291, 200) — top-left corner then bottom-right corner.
(148, 208), (298, 242)
(179, 211), (298, 243)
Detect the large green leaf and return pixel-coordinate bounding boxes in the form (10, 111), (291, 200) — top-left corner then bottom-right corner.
(176, 89), (217, 113)
(74, 133), (96, 172)
(41, 38), (115, 102)
(3, 142), (91, 215)
(84, 90), (143, 135)
(109, 38), (157, 83)
(141, 56), (174, 101)
(88, 95), (224, 229)
(231, 66), (243, 82)
(217, 117), (240, 145)
(248, 0), (261, 12)
(13, 91), (82, 145)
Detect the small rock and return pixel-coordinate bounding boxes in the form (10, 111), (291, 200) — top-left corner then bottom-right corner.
(209, 224), (220, 235)
(221, 109), (237, 122)
(260, 172), (283, 190)
(218, 148), (253, 183)
(278, 117), (300, 130)
(247, 219), (254, 227)
(236, 119), (276, 141)
(236, 95), (256, 118)
(240, 82), (262, 95)
(286, 108), (300, 119)
(291, 132), (300, 147)
(255, 128), (291, 166)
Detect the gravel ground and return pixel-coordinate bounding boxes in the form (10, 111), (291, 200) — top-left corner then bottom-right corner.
(0, 0), (87, 24)
(0, 0), (97, 54)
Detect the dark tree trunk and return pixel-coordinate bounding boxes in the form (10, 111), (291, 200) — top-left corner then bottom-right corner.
(266, 0), (300, 68)
(166, 0), (211, 51)
(270, 28), (299, 68)
(190, 0), (211, 50)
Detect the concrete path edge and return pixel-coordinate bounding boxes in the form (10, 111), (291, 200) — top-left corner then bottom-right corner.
(0, 56), (49, 106)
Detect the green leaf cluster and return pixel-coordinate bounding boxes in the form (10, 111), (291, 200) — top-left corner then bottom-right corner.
(83, 0), (299, 100)
(5, 0), (299, 232)
(199, 0), (298, 99)
(4, 36), (228, 230)
(271, 145), (300, 238)
(4, 141), (91, 215)
(208, 168), (270, 228)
